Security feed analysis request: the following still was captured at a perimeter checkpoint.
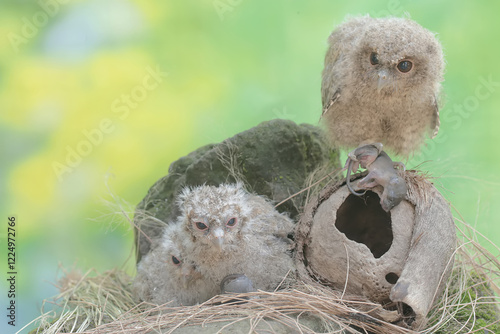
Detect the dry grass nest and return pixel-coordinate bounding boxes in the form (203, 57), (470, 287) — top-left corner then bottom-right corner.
(26, 219), (500, 334)
(26, 170), (500, 334)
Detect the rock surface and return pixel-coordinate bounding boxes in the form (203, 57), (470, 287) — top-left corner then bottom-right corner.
(134, 119), (339, 262)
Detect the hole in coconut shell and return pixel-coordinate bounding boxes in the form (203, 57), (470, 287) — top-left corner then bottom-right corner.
(385, 272), (399, 284)
(398, 302), (416, 326)
(335, 191), (393, 258)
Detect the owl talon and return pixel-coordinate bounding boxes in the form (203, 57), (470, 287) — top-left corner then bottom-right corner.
(371, 142), (384, 154)
(345, 143), (384, 196)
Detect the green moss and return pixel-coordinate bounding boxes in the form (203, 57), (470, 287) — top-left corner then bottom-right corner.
(134, 119), (340, 262)
(433, 272), (500, 333)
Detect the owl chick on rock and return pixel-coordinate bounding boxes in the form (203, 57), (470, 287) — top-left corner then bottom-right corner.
(179, 183), (295, 292)
(321, 15), (445, 204)
(132, 223), (219, 306)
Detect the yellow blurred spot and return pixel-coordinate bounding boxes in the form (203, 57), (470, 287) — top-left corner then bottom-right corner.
(8, 153), (55, 232)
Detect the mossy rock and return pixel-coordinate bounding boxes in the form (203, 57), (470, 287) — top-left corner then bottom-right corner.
(134, 119), (339, 262)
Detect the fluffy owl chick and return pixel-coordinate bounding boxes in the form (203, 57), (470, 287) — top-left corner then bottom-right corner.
(178, 183), (295, 292)
(132, 223), (218, 306)
(321, 15), (444, 157)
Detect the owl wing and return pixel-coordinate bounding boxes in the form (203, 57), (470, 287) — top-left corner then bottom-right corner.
(320, 26), (347, 117)
(321, 17), (371, 118)
(321, 89), (340, 117)
(321, 36), (341, 113)
(430, 95), (440, 138)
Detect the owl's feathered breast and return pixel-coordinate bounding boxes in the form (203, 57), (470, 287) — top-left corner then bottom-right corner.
(324, 89), (437, 156)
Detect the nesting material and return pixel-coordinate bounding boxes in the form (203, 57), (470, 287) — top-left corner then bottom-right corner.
(28, 231), (500, 333)
(26, 168), (499, 333)
(295, 170), (457, 328)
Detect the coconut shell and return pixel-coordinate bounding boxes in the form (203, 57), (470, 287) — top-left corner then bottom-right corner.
(295, 170), (456, 328)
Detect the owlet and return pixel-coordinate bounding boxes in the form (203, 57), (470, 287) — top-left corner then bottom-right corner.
(178, 183), (295, 292)
(321, 15), (444, 157)
(132, 223), (218, 306)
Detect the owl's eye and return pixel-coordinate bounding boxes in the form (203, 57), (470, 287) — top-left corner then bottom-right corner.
(194, 221), (208, 230)
(369, 52), (379, 65)
(397, 60), (413, 73)
(171, 256), (181, 265)
(226, 217), (237, 227)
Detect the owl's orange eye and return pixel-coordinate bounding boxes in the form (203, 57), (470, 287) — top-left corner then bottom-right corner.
(194, 222), (208, 230)
(226, 217), (237, 227)
(370, 52), (379, 65)
(171, 256), (181, 265)
(397, 60), (413, 73)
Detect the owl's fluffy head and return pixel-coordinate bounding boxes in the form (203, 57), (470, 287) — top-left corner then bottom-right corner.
(160, 224), (202, 287)
(327, 15), (444, 96)
(177, 183), (252, 251)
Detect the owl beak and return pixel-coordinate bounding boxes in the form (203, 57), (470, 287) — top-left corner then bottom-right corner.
(181, 268), (191, 289)
(377, 69), (391, 92)
(212, 227), (225, 250)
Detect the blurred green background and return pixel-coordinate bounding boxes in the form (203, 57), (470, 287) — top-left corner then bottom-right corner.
(1, 0), (500, 332)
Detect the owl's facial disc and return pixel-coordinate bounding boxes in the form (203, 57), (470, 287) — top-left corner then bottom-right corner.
(211, 227), (225, 250)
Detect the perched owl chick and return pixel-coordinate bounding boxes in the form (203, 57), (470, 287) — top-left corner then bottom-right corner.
(178, 183), (295, 292)
(321, 15), (444, 157)
(132, 223), (218, 306)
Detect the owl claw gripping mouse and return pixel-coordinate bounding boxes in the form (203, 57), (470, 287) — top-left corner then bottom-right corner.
(346, 144), (407, 212)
